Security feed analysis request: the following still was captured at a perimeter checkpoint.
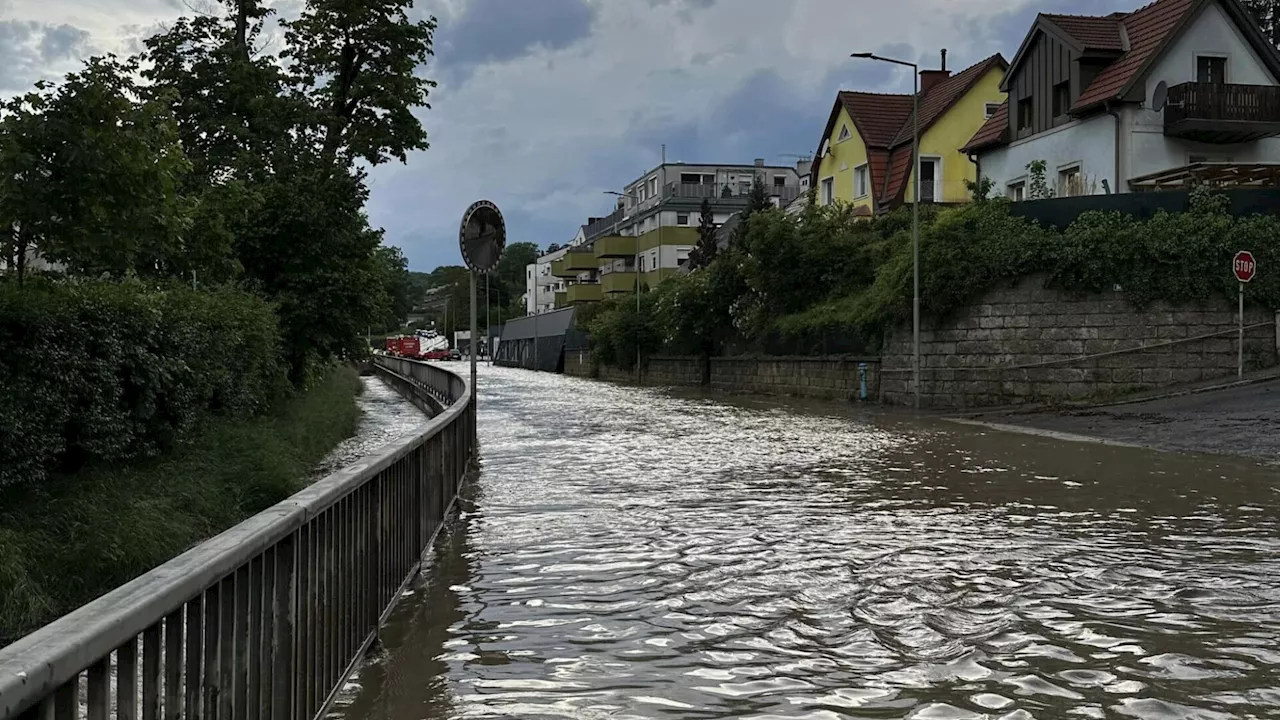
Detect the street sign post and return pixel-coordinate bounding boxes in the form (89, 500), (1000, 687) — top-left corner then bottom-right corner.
(1234, 251), (1256, 378)
(459, 200), (507, 440)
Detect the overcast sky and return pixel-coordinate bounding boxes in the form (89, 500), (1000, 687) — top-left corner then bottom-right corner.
(6, 0), (1133, 271)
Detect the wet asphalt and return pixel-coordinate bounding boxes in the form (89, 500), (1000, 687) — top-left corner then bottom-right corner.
(986, 379), (1280, 463)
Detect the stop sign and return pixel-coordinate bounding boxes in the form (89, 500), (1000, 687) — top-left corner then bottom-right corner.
(1234, 251), (1257, 283)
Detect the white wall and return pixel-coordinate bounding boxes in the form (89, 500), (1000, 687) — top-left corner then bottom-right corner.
(1124, 1), (1280, 182)
(977, 116), (1118, 198)
(526, 248), (567, 315)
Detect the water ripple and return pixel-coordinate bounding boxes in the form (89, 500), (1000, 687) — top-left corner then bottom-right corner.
(343, 367), (1280, 719)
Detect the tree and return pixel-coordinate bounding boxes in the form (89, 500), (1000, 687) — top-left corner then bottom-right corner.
(730, 176), (773, 249)
(374, 245), (414, 331)
(0, 56), (193, 280)
(494, 241), (539, 310)
(282, 0), (439, 166)
(1243, 0), (1280, 47)
(689, 198), (718, 270)
(545, 243), (562, 253)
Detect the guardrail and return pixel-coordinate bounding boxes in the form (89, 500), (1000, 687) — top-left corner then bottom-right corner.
(0, 355), (475, 720)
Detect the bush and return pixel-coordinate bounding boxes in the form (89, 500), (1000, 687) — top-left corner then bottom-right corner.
(0, 278), (288, 488)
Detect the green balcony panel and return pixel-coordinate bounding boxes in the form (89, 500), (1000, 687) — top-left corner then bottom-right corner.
(601, 272), (638, 295)
(594, 235), (636, 259)
(554, 290), (567, 308)
(551, 250), (597, 277)
(565, 283), (603, 303)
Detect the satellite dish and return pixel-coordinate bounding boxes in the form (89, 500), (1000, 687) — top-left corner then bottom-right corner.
(1152, 81), (1168, 112)
(459, 200), (506, 273)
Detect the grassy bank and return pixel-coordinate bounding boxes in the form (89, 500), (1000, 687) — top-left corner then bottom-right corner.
(0, 367), (364, 645)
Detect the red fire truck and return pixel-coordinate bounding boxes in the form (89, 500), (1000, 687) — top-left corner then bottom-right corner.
(383, 335), (421, 358)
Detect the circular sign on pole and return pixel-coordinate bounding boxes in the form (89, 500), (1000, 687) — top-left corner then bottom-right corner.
(459, 200), (506, 273)
(1234, 250), (1257, 283)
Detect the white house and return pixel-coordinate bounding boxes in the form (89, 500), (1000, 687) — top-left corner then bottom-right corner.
(964, 0), (1280, 198)
(524, 246), (567, 316)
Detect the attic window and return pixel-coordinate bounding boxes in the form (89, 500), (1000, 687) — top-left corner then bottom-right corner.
(1052, 81), (1070, 118)
(1017, 97), (1033, 131)
(838, 124), (851, 141)
(984, 103), (1000, 119)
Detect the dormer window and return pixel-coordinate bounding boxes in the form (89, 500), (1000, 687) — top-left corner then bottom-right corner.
(1052, 81), (1070, 118)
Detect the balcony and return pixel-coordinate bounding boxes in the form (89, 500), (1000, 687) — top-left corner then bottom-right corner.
(594, 235), (636, 259)
(601, 272), (637, 295)
(551, 250), (597, 277)
(554, 290), (567, 309)
(583, 207), (625, 240)
(564, 283), (602, 304)
(663, 182), (804, 206)
(1164, 82), (1280, 143)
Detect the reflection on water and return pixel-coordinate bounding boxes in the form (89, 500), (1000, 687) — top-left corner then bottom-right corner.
(342, 366), (1280, 719)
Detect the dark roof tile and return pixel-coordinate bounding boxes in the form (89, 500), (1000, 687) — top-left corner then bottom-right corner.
(1043, 13), (1126, 50)
(1072, 0), (1197, 111)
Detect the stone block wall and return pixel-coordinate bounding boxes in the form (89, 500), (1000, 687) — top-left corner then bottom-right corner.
(646, 356), (706, 386)
(881, 274), (1279, 408)
(707, 357), (880, 401)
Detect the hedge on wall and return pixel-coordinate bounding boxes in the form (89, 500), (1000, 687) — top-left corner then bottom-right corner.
(0, 278), (288, 488)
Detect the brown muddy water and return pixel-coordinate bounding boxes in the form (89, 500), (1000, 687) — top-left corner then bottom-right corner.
(337, 366), (1280, 720)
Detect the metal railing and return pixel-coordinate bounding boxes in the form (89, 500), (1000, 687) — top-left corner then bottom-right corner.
(663, 182), (804, 204)
(0, 355), (475, 720)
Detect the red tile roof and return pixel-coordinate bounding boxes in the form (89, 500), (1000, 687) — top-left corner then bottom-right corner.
(1042, 13), (1126, 51)
(812, 55), (1008, 209)
(839, 91), (916, 148)
(889, 54), (1009, 149)
(1072, 0), (1197, 111)
(961, 100), (1009, 154)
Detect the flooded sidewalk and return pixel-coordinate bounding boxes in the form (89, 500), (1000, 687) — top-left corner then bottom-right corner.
(311, 375), (431, 480)
(976, 378), (1280, 463)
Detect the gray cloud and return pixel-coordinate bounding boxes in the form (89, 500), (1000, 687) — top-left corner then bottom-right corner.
(0, 20), (89, 92)
(435, 0), (596, 71)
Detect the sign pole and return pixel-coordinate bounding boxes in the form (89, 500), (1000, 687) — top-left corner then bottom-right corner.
(1239, 281), (1244, 379)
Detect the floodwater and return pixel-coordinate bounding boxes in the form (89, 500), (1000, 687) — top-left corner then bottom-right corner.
(311, 376), (432, 479)
(340, 366), (1280, 719)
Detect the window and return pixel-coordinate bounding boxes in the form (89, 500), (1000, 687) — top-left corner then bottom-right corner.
(1008, 181), (1025, 201)
(854, 164), (869, 198)
(652, 255), (659, 271)
(984, 102), (1000, 119)
(680, 173), (700, 184)
(676, 213), (689, 226)
(837, 124), (851, 142)
(1052, 81), (1070, 118)
(1058, 166), (1082, 197)
(1017, 98), (1033, 131)
(647, 176), (658, 196)
(773, 175), (787, 187)
(919, 159), (938, 203)
(820, 177), (834, 206)
(1197, 55), (1227, 84)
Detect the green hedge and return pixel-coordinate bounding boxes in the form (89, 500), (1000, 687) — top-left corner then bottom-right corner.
(0, 279), (288, 488)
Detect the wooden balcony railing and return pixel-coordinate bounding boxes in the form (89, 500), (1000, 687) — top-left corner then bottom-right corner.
(1164, 82), (1280, 143)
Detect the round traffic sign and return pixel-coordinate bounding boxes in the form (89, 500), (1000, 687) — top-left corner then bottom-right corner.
(459, 200), (506, 273)
(1233, 250), (1256, 283)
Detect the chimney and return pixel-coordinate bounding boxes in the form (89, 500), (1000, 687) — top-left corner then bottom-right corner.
(919, 48), (951, 94)
(754, 158), (765, 167)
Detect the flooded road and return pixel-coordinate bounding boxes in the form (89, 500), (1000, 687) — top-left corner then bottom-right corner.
(343, 366), (1280, 719)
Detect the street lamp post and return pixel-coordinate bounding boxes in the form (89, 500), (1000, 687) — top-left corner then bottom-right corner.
(851, 51), (921, 410)
(604, 190), (642, 383)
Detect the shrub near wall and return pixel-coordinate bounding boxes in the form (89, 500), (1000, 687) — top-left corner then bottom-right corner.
(0, 279), (288, 488)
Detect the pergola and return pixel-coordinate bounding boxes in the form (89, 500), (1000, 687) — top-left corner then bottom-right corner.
(1128, 162), (1280, 191)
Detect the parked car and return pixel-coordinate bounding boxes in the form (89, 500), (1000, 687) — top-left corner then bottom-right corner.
(449, 349), (461, 361)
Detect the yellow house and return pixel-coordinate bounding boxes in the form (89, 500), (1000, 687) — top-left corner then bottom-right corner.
(811, 52), (1008, 213)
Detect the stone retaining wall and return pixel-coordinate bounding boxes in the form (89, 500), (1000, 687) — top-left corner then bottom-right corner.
(706, 356), (880, 401)
(882, 274), (1279, 408)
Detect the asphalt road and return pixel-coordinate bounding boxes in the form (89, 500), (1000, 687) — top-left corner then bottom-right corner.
(986, 379), (1280, 462)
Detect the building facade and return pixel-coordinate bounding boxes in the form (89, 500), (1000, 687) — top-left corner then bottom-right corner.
(811, 52), (1009, 214)
(964, 0), (1280, 197)
(547, 159), (809, 306)
(525, 247), (567, 315)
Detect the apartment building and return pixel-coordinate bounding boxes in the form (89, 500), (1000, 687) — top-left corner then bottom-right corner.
(524, 247), (567, 315)
(549, 158), (809, 306)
